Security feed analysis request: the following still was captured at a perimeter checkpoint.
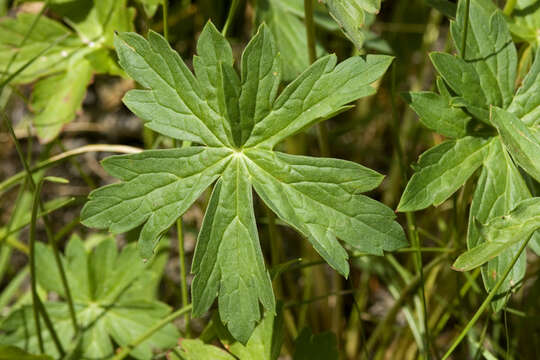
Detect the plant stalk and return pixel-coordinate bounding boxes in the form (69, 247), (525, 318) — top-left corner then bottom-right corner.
(222, 0), (240, 37)
(30, 179), (66, 356)
(112, 305), (193, 360)
(4, 114), (79, 334)
(441, 234), (534, 359)
(503, 0), (517, 16)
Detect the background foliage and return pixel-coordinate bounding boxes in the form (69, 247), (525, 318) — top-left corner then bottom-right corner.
(0, 0), (539, 359)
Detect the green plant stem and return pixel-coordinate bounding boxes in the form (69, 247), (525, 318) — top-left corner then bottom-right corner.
(162, 0), (169, 41)
(112, 305), (193, 360)
(176, 218), (191, 337)
(30, 178), (67, 356)
(29, 181), (44, 354)
(0, 144), (142, 196)
(222, 0), (240, 37)
(441, 234), (534, 360)
(461, 0), (471, 60)
(303, 0), (317, 64)
(503, 0), (517, 16)
(4, 114), (78, 334)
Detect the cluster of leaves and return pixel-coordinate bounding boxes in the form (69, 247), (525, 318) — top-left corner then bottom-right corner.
(0, 235), (178, 359)
(0, 0), (134, 142)
(399, 0), (540, 309)
(79, 21), (407, 342)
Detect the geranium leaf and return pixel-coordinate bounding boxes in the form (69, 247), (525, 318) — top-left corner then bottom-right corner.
(82, 22), (399, 342)
(245, 54), (393, 149)
(81, 148), (232, 258)
(401, 0), (540, 310)
(192, 159), (275, 343)
(398, 137), (490, 212)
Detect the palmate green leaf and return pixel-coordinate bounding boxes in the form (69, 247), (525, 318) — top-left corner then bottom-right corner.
(400, 0), (540, 309)
(323, 0), (381, 49)
(456, 197), (540, 271)
(0, 235), (177, 360)
(82, 21), (403, 342)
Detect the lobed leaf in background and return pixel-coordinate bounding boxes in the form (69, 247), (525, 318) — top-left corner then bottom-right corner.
(0, 234), (178, 360)
(0, 0), (134, 142)
(399, 0), (540, 310)
(80, 21), (407, 342)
